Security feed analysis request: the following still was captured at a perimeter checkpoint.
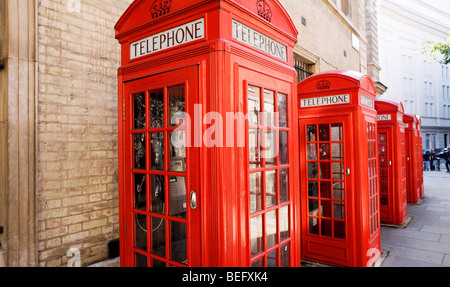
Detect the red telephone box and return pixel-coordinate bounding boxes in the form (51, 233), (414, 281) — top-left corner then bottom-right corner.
(375, 99), (408, 226)
(115, 0), (300, 267)
(416, 116), (425, 199)
(403, 113), (420, 204)
(297, 70), (381, 267)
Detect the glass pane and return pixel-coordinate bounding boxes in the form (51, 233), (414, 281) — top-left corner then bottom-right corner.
(266, 171), (276, 208)
(332, 162), (344, 181)
(278, 93), (288, 128)
(279, 206), (289, 242)
(249, 129), (261, 169)
(309, 199), (319, 216)
(169, 130), (186, 172)
(264, 90), (275, 127)
(152, 258), (166, 267)
(331, 123), (343, 141)
(307, 125), (317, 142)
(279, 131), (288, 165)
(169, 177), (187, 218)
(267, 249), (277, 267)
(319, 143), (330, 160)
(309, 217), (319, 235)
(151, 175), (165, 215)
(134, 173), (147, 211)
(332, 143), (344, 161)
(134, 133), (146, 170)
(248, 86), (261, 126)
(334, 221), (346, 239)
(251, 215), (263, 257)
(320, 181), (331, 199)
(135, 214), (147, 251)
(321, 200), (332, 218)
(168, 85), (185, 127)
(250, 172), (263, 213)
(334, 202), (345, 220)
(251, 257), (264, 267)
(151, 132), (164, 171)
(170, 221), (187, 264)
(321, 219), (332, 237)
(333, 182), (345, 200)
(308, 181), (318, 198)
(266, 210), (277, 249)
(319, 124), (330, 141)
(279, 169), (289, 203)
(308, 162), (318, 179)
(320, 162), (331, 179)
(265, 130), (277, 166)
(150, 89), (164, 129)
(151, 217), (166, 258)
(280, 244), (290, 267)
(307, 144), (317, 160)
(135, 253), (148, 267)
(134, 93), (146, 130)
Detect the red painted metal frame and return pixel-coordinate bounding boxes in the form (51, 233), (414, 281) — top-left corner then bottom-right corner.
(297, 70), (381, 267)
(403, 113), (421, 204)
(416, 116), (425, 199)
(375, 99), (408, 226)
(116, 0), (299, 267)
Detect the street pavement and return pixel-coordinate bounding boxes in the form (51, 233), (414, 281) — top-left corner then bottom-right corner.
(380, 167), (450, 267)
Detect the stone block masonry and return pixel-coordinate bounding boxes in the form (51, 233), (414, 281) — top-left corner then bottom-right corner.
(37, 0), (132, 267)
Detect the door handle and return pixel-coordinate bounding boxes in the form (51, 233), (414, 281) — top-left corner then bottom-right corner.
(346, 169), (350, 176)
(190, 191), (197, 210)
(389, 161), (392, 166)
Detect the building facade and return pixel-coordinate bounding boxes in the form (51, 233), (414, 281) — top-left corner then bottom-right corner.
(378, 0), (450, 150)
(0, 0), (381, 267)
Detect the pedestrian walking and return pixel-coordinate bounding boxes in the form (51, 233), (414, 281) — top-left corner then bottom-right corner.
(446, 146), (450, 173)
(430, 149), (435, 171)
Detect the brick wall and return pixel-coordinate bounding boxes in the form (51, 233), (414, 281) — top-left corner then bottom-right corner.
(37, 0), (132, 267)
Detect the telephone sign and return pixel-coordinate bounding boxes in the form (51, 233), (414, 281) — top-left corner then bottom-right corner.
(130, 18), (205, 59)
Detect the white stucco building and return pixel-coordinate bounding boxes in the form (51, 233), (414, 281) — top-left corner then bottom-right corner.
(378, 0), (450, 149)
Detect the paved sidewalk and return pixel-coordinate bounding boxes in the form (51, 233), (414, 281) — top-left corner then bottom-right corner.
(380, 169), (450, 267)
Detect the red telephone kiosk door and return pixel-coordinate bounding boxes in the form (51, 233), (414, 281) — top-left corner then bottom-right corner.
(122, 66), (202, 267)
(403, 113), (420, 204)
(301, 116), (351, 265)
(378, 129), (393, 220)
(375, 100), (408, 226)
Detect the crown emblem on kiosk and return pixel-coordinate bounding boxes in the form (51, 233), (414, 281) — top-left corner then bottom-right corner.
(256, 0), (273, 22)
(316, 79), (331, 90)
(150, 0), (173, 19)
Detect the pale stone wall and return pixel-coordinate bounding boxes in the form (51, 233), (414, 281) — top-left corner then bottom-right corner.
(279, 0), (364, 72)
(36, 0), (132, 267)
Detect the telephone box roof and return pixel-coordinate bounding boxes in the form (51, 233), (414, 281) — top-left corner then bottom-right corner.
(115, 0), (298, 41)
(298, 70), (377, 96)
(375, 98), (405, 113)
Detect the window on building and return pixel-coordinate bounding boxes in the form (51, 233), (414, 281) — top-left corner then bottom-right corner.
(426, 134), (431, 149)
(340, 0), (351, 17)
(294, 58), (313, 83)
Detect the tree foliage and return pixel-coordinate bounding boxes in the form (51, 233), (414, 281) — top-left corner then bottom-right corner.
(420, 38), (450, 65)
